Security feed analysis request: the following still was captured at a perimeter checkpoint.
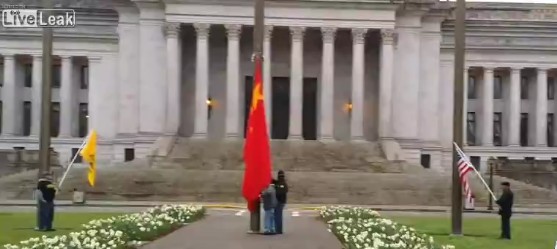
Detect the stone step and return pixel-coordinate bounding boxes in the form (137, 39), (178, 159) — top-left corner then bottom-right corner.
(2, 168), (556, 206)
(159, 139), (423, 173)
(152, 159), (408, 173)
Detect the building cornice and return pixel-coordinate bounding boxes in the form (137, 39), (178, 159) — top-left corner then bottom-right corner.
(0, 32), (118, 43)
(162, 0), (401, 10)
(1, 0), (120, 9)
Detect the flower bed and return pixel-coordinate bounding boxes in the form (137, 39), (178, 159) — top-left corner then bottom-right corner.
(3, 204), (205, 249)
(320, 206), (455, 249)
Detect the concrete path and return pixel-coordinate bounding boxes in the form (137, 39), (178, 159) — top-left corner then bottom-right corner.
(141, 209), (342, 249)
(4, 200), (557, 215)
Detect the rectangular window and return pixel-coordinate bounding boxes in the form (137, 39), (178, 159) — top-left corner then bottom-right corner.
(470, 156), (481, 170)
(548, 113), (554, 147)
(80, 65), (88, 89)
(520, 113), (528, 146)
(420, 154), (430, 169)
(23, 101), (31, 136)
(52, 65), (61, 88)
(494, 112), (503, 146)
(0, 62), (3, 86)
(23, 64), (32, 87)
(51, 102), (60, 137)
(467, 76), (476, 99)
(494, 76), (503, 99)
(467, 112), (476, 145)
(71, 148), (83, 163)
(79, 103), (88, 137)
(0, 101), (3, 134)
(125, 148), (135, 162)
(549, 77), (555, 100)
(520, 76), (529, 99)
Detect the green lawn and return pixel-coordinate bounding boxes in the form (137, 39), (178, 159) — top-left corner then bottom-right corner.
(391, 216), (557, 249)
(0, 212), (123, 246)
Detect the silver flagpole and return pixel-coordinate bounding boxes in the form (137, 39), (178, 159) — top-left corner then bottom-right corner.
(453, 142), (497, 201)
(58, 132), (90, 189)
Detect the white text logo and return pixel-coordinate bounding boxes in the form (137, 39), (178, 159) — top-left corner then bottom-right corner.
(1, 9), (75, 28)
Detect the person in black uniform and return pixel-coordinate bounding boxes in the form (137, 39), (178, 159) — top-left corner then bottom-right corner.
(43, 180), (57, 231)
(496, 182), (513, 240)
(273, 170), (288, 234)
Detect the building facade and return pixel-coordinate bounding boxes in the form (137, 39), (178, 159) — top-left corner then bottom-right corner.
(0, 0), (556, 171)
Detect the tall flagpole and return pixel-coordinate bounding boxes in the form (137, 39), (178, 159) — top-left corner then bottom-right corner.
(249, 0), (265, 233)
(451, 0), (466, 235)
(39, 0), (54, 179)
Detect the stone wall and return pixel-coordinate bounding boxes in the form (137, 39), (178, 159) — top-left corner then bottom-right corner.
(0, 149), (60, 177)
(494, 159), (557, 191)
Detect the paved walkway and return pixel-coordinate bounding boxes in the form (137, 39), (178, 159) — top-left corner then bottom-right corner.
(141, 210), (342, 249)
(3, 200), (557, 215)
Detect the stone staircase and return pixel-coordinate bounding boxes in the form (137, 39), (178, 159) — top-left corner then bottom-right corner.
(1, 138), (557, 207)
(153, 138), (422, 173)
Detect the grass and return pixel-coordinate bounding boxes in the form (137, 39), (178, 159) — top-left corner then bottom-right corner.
(391, 215), (557, 249)
(0, 212), (123, 246)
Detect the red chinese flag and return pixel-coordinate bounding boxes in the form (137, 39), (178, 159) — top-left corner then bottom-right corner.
(242, 56), (273, 212)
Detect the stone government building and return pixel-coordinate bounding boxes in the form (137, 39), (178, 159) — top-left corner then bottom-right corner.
(0, 0), (556, 172)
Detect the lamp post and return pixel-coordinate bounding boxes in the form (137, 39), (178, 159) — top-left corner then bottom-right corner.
(38, 0), (54, 178)
(248, 0), (265, 233)
(451, 0), (466, 236)
(488, 157), (495, 211)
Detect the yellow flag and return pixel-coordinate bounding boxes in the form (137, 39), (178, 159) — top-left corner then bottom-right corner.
(80, 130), (97, 187)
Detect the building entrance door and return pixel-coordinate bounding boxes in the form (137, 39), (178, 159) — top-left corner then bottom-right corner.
(302, 78), (317, 140)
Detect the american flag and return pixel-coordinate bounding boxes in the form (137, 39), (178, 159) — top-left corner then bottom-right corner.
(454, 143), (475, 204)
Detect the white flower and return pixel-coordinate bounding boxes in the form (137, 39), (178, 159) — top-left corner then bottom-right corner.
(320, 206), (452, 249)
(6, 204), (205, 249)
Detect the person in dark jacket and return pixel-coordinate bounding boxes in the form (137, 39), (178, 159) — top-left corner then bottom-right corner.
(35, 178), (49, 231)
(43, 181), (57, 231)
(261, 183), (277, 234)
(496, 182), (513, 239)
(35, 177), (56, 231)
(273, 170), (288, 234)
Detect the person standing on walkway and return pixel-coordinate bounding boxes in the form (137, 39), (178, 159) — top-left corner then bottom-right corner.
(42, 179), (57, 231)
(274, 170), (288, 234)
(496, 181), (513, 240)
(34, 178), (49, 231)
(262, 183), (277, 235)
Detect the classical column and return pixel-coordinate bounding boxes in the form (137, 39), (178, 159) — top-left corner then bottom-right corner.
(535, 67), (548, 146)
(289, 26), (305, 140)
(116, 6), (140, 136)
(137, 3), (167, 134)
(379, 29), (395, 138)
(59, 56), (75, 137)
(463, 68), (468, 144)
(1, 54), (18, 136)
(482, 67), (494, 146)
(263, 25), (273, 134)
(225, 24), (242, 138)
(87, 57), (102, 137)
(193, 23), (210, 138)
(508, 67), (522, 146)
(320, 27), (336, 141)
(165, 22), (182, 134)
(31, 55), (42, 136)
(351, 28), (367, 140)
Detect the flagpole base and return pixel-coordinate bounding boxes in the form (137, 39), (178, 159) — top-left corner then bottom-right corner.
(249, 199), (261, 233)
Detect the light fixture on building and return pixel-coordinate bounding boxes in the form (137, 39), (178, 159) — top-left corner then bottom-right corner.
(85, 115), (89, 119)
(207, 97), (213, 119)
(344, 102), (353, 113)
